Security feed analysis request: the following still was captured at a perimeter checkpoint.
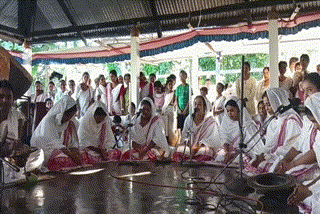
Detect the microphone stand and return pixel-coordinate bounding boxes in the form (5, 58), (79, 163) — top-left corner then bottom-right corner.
(225, 56), (254, 196)
(121, 111), (140, 165)
(181, 113), (204, 168)
(204, 110), (278, 191)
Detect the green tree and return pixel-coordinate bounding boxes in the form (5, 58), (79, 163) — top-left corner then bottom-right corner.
(142, 64), (159, 76)
(0, 40), (23, 51)
(199, 57), (216, 71)
(158, 62), (174, 75)
(107, 63), (121, 75)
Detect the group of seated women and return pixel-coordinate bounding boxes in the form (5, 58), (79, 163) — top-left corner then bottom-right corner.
(27, 73), (320, 213)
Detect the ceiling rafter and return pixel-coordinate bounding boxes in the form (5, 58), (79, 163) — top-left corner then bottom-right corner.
(56, 0), (87, 45)
(149, 0), (162, 38)
(33, 0), (317, 39)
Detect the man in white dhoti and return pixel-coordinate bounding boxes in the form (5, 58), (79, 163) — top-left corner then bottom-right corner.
(0, 80), (43, 182)
(235, 62), (257, 115)
(162, 78), (177, 146)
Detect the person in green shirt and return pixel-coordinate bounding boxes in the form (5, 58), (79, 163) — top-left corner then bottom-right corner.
(175, 70), (189, 130)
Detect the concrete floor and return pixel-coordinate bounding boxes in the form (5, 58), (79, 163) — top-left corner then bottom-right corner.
(0, 162), (299, 214)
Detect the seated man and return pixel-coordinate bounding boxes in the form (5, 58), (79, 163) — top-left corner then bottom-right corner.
(31, 95), (81, 171)
(173, 95), (218, 162)
(78, 101), (120, 163)
(251, 88), (303, 173)
(0, 80), (42, 182)
(121, 98), (170, 161)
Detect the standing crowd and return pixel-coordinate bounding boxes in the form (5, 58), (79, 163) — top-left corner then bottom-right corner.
(2, 53), (320, 213)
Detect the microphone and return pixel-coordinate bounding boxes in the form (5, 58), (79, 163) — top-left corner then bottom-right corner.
(275, 105), (285, 115)
(192, 108), (197, 119)
(136, 109), (143, 117)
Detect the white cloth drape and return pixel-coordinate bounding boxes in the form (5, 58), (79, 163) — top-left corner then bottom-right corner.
(213, 95), (226, 125)
(257, 88), (302, 157)
(78, 101), (115, 149)
(30, 95), (77, 160)
(0, 107), (24, 141)
(219, 97), (261, 155)
(94, 85), (107, 106)
(181, 95), (219, 150)
(76, 85), (93, 116)
(302, 93), (320, 213)
(132, 97), (169, 154)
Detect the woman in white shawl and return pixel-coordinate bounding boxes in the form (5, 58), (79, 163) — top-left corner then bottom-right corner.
(212, 82), (226, 125)
(215, 97), (260, 163)
(275, 73), (320, 181)
(30, 95), (81, 171)
(251, 88), (303, 173)
(121, 97), (170, 161)
(173, 95), (219, 162)
(287, 92), (320, 214)
(78, 101), (121, 164)
(76, 72), (94, 117)
(106, 70), (125, 115)
(94, 75), (108, 106)
(162, 78), (177, 146)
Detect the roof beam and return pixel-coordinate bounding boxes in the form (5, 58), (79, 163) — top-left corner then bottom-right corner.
(149, 0), (162, 38)
(244, 0), (253, 26)
(57, 0), (87, 45)
(18, 0), (37, 39)
(0, 0), (13, 14)
(33, 0), (318, 40)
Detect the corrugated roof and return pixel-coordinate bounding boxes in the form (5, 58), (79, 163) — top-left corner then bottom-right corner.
(0, 0), (320, 44)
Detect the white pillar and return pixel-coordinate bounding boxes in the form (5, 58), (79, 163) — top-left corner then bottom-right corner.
(23, 40), (32, 74)
(269, 9), (279, 88)
(23, 40), (33, 97)
(130, 27), (140, 106)
(191, 56), (199, 96)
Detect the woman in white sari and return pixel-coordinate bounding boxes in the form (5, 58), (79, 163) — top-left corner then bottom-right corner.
(275, 73), (320, 181)
(251, 88), (303, 173)
(121, 97), (170, 161)
(212, 82), (226, 125)
(76, 72), (94, 117)
(287, 92), (320, 214)
(173, 95), (219, 162)
(94, 75), (107, 106)
(215, 97), (261, 163)
(162, 78), (177, 146)
(78, 101), (120, 164)
(106, 70), (125, 115)
(30, 95), (81, 171)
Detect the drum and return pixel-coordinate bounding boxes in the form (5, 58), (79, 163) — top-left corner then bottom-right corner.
(0, 47), (32, 100)
(248, 173), (298, 213)
(247, 173), (296, 194)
